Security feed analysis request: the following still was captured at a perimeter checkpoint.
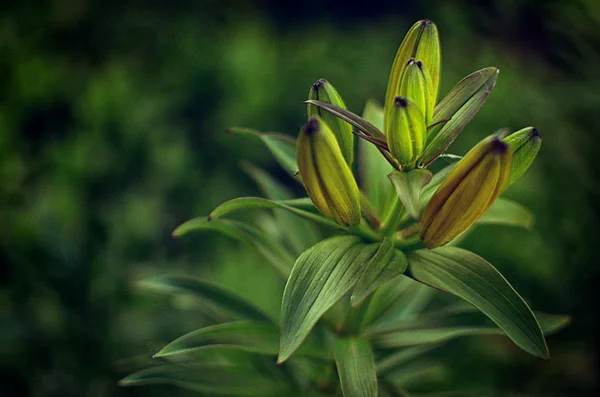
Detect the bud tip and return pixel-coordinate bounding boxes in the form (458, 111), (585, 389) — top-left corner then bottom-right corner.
(420, 19), (433, 26)
(490, 138), (509, 154)
(305, 118), (320, 134)
(394, 97), (408, 108)
(530, 127), (540, 138)
(313, 78), (327, 90)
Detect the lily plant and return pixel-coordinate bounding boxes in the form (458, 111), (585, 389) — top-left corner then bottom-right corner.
(120, 20), (569, 397)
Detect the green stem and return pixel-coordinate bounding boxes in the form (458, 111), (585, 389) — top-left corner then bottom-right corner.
(379, 196), (404, 238)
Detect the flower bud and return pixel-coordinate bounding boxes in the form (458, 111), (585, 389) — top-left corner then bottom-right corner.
(387, 97), (427, 169)
(420, 136), (512, 247)
(398, 59), (435, 124)
(307, 79), (354, 165)
(297, 117), (361, 227)
(503, 127), (541, 188)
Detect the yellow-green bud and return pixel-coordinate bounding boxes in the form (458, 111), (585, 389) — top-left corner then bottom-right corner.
(307, 79), (354, 165)
(420, 136), (512, 247)
(398, 59), (435, 124)
(387, 97), (427, 169)
(503, 127), (542, 188)
(297, 117), (361, 227)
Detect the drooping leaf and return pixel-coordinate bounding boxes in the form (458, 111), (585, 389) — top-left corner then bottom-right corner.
(227, 127), (298, 176)
(420, 67), (499, 165)
(376, 345), (438, 375)
(172, 218), (294, 277)
(388, 169), (433, 220)
(208, 197), (346, 231)
(243, 164), (320, 253)
(360, 99), (394, 218)
(351, 238), (408, 307)
(305, 100), (387, 141)
(278, 236), (378, 363)
(334, 338), (379, 397)
(407, 247), (549, 359)
(477, 197), (534, 229)
(137, 276), (273, 323)
(119, 364), (292, 396)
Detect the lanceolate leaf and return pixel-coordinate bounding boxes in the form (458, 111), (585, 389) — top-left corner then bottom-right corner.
(478, 197), (534, 229)
(172, 218), (294, 277)
(209, 197), (347, 231)
(119, 364), (292, 396)
(420, 67), (499, 165)
(227, 127), (298, 176)
(305, 100), (387, 141)
(278, 236), (378, 363)
(352, 238), (408, 307)
(388, 169), (433, 220)
(407, 247), (549, 359)
(137, 276), (272, 323)
(154, 321), (330, 361)
(376, 345), (437, 375)
(334, 338), (378, 397)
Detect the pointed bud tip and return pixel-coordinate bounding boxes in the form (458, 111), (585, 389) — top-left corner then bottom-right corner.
(420, 19), (434, 26)
(313, 78), (327, 89)
(530, 127), (541, 138)
(394, 96), (408, 108)
(305, 118), (320, 134)
(490, 138), (509, 155)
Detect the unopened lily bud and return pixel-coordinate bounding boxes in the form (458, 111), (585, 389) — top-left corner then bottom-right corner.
(420, 136), (512, 247)
(307, 79), (354, 165)
(385, 20), (440, 134)
(297, 117), (361, 227)
(387, 97), (427, 169)
(398, 59), (435, 123)
(503, 127), (541, 188)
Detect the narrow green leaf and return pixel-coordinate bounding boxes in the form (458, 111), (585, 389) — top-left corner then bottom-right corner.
(228, 127), (298, 175)
(388, 169), (433, 220)
(209, 197), (347, 231)
(305, 99), (387, 141)
(119, 364), (291, 396)
(407, 247), (549, 359)
(478, 197), (534, 229)
(278, 236), (378, 363)
(420, 67), (499, 165)
(137, 276), (272, 323)
(172, 218), (294, 277)
(243, 164), (320, 253)
(352, 238), (408, 307)
(376, 345), (437, 375)
(334, 338), (378, 397)
(360, 99), (394, 218)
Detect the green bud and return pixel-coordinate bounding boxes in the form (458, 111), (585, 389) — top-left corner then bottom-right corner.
(503, 127), (542, 188)
(387, 97), (427, 169)
(421, 136), (512, 247)
(307, 79), (354, 165)
(398, 59), (435, 124)
(297, 117), (361, 227)
(385, 20), (441, 135)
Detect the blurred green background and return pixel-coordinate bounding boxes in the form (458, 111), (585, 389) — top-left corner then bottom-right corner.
(1, 0), (599, 396)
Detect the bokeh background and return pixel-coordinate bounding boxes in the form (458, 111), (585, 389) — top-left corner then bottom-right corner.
(2, 0), (599, 396)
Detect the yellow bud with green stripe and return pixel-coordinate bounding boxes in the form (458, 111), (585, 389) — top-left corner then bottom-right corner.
(297, 117), (361, 227)
(387, 97), (427, 169)
(307, 79), (354, 165)
(420, 136), (512, 247)
(398, 59), (435, 124)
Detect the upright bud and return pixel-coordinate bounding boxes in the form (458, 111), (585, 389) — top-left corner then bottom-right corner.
(307, 79), (354, 165)
(503, 127), (542, 188)
(385, 20), (441, 134)
(387, 97), (427, 169)
(398, 59), (435, 124)
(420, 136), (512, 247)
(297, 117), (361, 227)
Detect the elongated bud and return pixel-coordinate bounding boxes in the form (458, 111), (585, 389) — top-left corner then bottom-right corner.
(307, 79), (354, 165)
(398, 59), (435, 124)
(297, 117), (361, 227)
(387, 97), (427, 169)
(421, 136), (512, 247)
(503, 127), (542, 188)
(385, 20), (441, 134)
